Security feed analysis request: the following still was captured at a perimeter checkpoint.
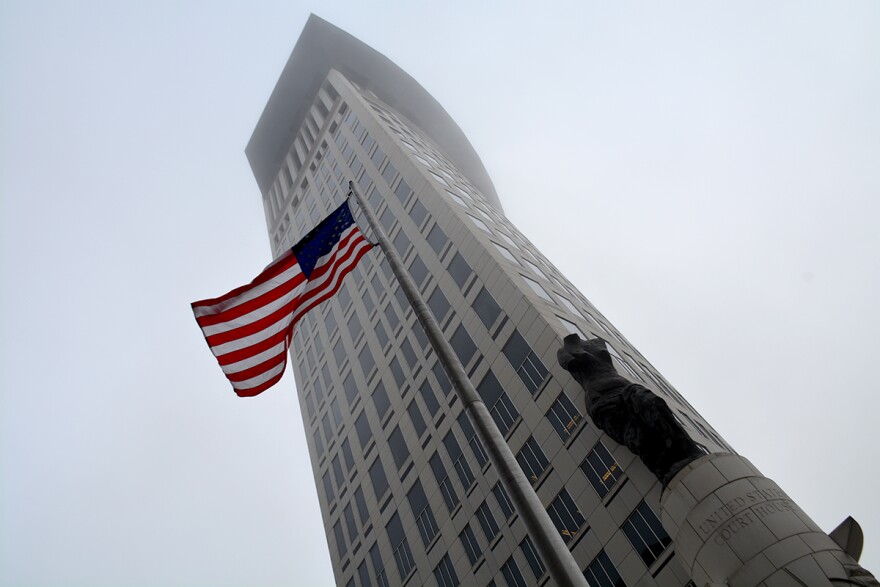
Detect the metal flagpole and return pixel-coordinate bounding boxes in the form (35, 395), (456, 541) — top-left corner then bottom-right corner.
(348, 182), (589, 587)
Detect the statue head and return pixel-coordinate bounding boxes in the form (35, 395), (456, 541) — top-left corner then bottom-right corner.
(557, 334), (617, 378)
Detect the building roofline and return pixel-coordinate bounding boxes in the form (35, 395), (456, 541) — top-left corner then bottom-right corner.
(245, 14), (501, 209)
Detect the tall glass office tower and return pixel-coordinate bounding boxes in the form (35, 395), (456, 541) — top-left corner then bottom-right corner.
(246, 15), (733, 587)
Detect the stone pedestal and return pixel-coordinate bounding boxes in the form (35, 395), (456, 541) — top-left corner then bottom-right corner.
(661, 453), (877, 586)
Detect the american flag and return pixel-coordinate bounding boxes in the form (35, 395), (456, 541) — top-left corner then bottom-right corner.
(192, 201), (373, 397)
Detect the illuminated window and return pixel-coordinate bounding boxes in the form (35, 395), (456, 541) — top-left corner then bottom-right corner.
(515, 437), (549, 484)
(547, 392), (583, 441)
(622, 501), (671, 567)
(581, 442), (623, 498)
(547, 489), (585, 543)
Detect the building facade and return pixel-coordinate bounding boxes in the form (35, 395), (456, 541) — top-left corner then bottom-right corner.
(246, 15), (734, 587)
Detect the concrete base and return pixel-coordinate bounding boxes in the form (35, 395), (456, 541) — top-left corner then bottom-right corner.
(661, 453), (877, 586)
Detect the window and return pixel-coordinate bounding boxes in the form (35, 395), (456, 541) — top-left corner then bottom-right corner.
(369, 457), (389, 501)
(343, 503), (357, 544)
(447, 252), (472, 287)
(408, 256), (429, 286)
(492, 482), (515, 521)
(379, 207), (396, 232)
(359, 346), (376, 378)
(426, 225), (448, 255)
(305, 392), (316, 419)
(443, 431), (475, 489)
(477, 370), (520, 435)
(502, 330), (549, 394)
(375, 319), (389, 348)
(354, 485), (369, 525)
(392, 229), (410, 256)
(394, 179), (412, 202)
(475, 500), (500, 541)
(547, 392), (583, 441)
(314, 427), (325, 458)
(419, 379), (441, 417)
(429, 452), (459, 511)
(383, 303), (399, 332)
(459, 523), (482, 565)
(332, 454), (345, 487)
(433, 554), (460, 587)
(557, 315), (586, 338)
(382, 161), (397, 185)
(355, 411), (371, 449)
(334, 520), (347, 557)
(371, 146), (384, 168)
(407, 480), (438, 546)
(358, 561), (371, 587)
(500, 556), (527, 587)
(370, 542), (389, 587)
(407, 400), (427, 437)
(581, 442), (623, 498)
(468, 214), (492, 233)
(322, 471), (335, 502)
(361, 132), (375, 152)
(340, 438), (354, 470)
(449, 325), (477, 365)
(522, 275), (553, 302)
(330, 397), (343, 428)
(457, 411), (488, 467)
(427, 287), (451, 322)
(584, 550), (626, 587)
(372, 382), (391, 420)
(622, 501), (671, 567)
(445, 189), (467, 207)
(558, 296), (583, 318)
(343, 373), (358, 405)
(493, 241), (518, 264)
(386, 512), (415, 579)
(409, 199), (427, 227)
(429, 170), (449, 186)
(547, 489), (586, 543)
(472, 287), (501, 329)
(432, 361), (452, 396)
(520, 536), (545, 579)
(400, 338), (418, 369)
(389, 356), (405, 387)
(388, 425), (410, 470)
(516, 437), (549, 484)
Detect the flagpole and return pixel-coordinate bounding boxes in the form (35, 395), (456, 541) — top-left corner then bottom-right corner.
(348, 182), (589, 587)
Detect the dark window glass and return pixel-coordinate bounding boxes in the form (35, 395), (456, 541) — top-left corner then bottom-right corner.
(426, 224), (447, 254)
(443, 430), (475, 489)
(394, 179), (411, 202)
(392, 229), (410, 256)
(477, 370), (519, 435)
(334, 520), (347, 557)
(450, 325), (477, 366)
(473, 287), (502, 330)
(459, 523), (482, 565)
(407, 480), (438, 547)
(361, 132), (375, 152)
(622, 501), (671, 567)
(354, 486), (369, 525)
(432, 362), (452, 396)
(492, 482), (515, 521)
(389, 356), (406, 387)
(547, 392), (583, 440)
(355, 411), (371, 449)
(341, 438), (354, 471)
(502, 330), (549, 394)
(413, 321), (429, 349)
(348, 312), (363, 341)
(388, 425), (410, 470)
(375, 319), (389, 348)
(338, 284), (352, 313)
(343, 503), (358, 542)
(520, 536), (545, 579)
(427, 287), (451, 322)
(383, 303), (399, 332)
(359, 346), (375, 378)
(581, 442), (623, 498)
(429, 452), (459, 511)
(379, 207), (395, 232)
(343, 372), (358, 405)
(547, 489), (585, 544)
(370, 271), (384, 301)
(386, 512), (415, 579)
(358, 561), (371, 587)
(475, 500), (500, 541)
(407, 400), (427, 437)
(322, 471), (335, 503)
(370, 542), (389, 587)
(325, 305), (338, 336)
(393, 287), (408, 316)
(409, 200), (427, 227)
(584, 550), (626, 587)
(371, 146), (384, 168)
(447, 252), (472, 287)
(332, 454), (345, 487)
(433, 554), (460, 587)
(362, 286), (375, 315)
(341, 143), (354, 162)
(314, 427), (325, 458)
(322, 413), (333, 444)
(330, 397), (342, 428)
(516, 437), (549, 484)
(400, 338), (418, 369)
(372, 382), (391, 419)
(457, 411), (487, 467)
(420, 379), (440, 416)
(501, 556), (527, 587)
(369, 457), (389, 501)
(382, 162), (397, 185)
(305, 392), (316, 419)
(408, 256), (429, 287)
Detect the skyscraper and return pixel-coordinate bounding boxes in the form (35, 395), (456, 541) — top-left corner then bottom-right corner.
(246, 15), (732, 587)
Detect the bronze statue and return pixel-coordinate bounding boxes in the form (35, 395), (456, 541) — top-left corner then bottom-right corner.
(557, 335), (704, 485)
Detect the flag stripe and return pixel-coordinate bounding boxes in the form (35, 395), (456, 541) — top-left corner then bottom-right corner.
(196, 271), (306, 327)
(233, 366), (287, 397)
(191, 250), (299, 312)
(205, 295), (301, 347)
(198, 278), (305, 338)
(215, 328), (289, 366)
(292, 236), (373, 323)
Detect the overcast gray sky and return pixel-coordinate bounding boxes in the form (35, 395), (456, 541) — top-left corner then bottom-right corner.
(1, 2), (878, 586)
